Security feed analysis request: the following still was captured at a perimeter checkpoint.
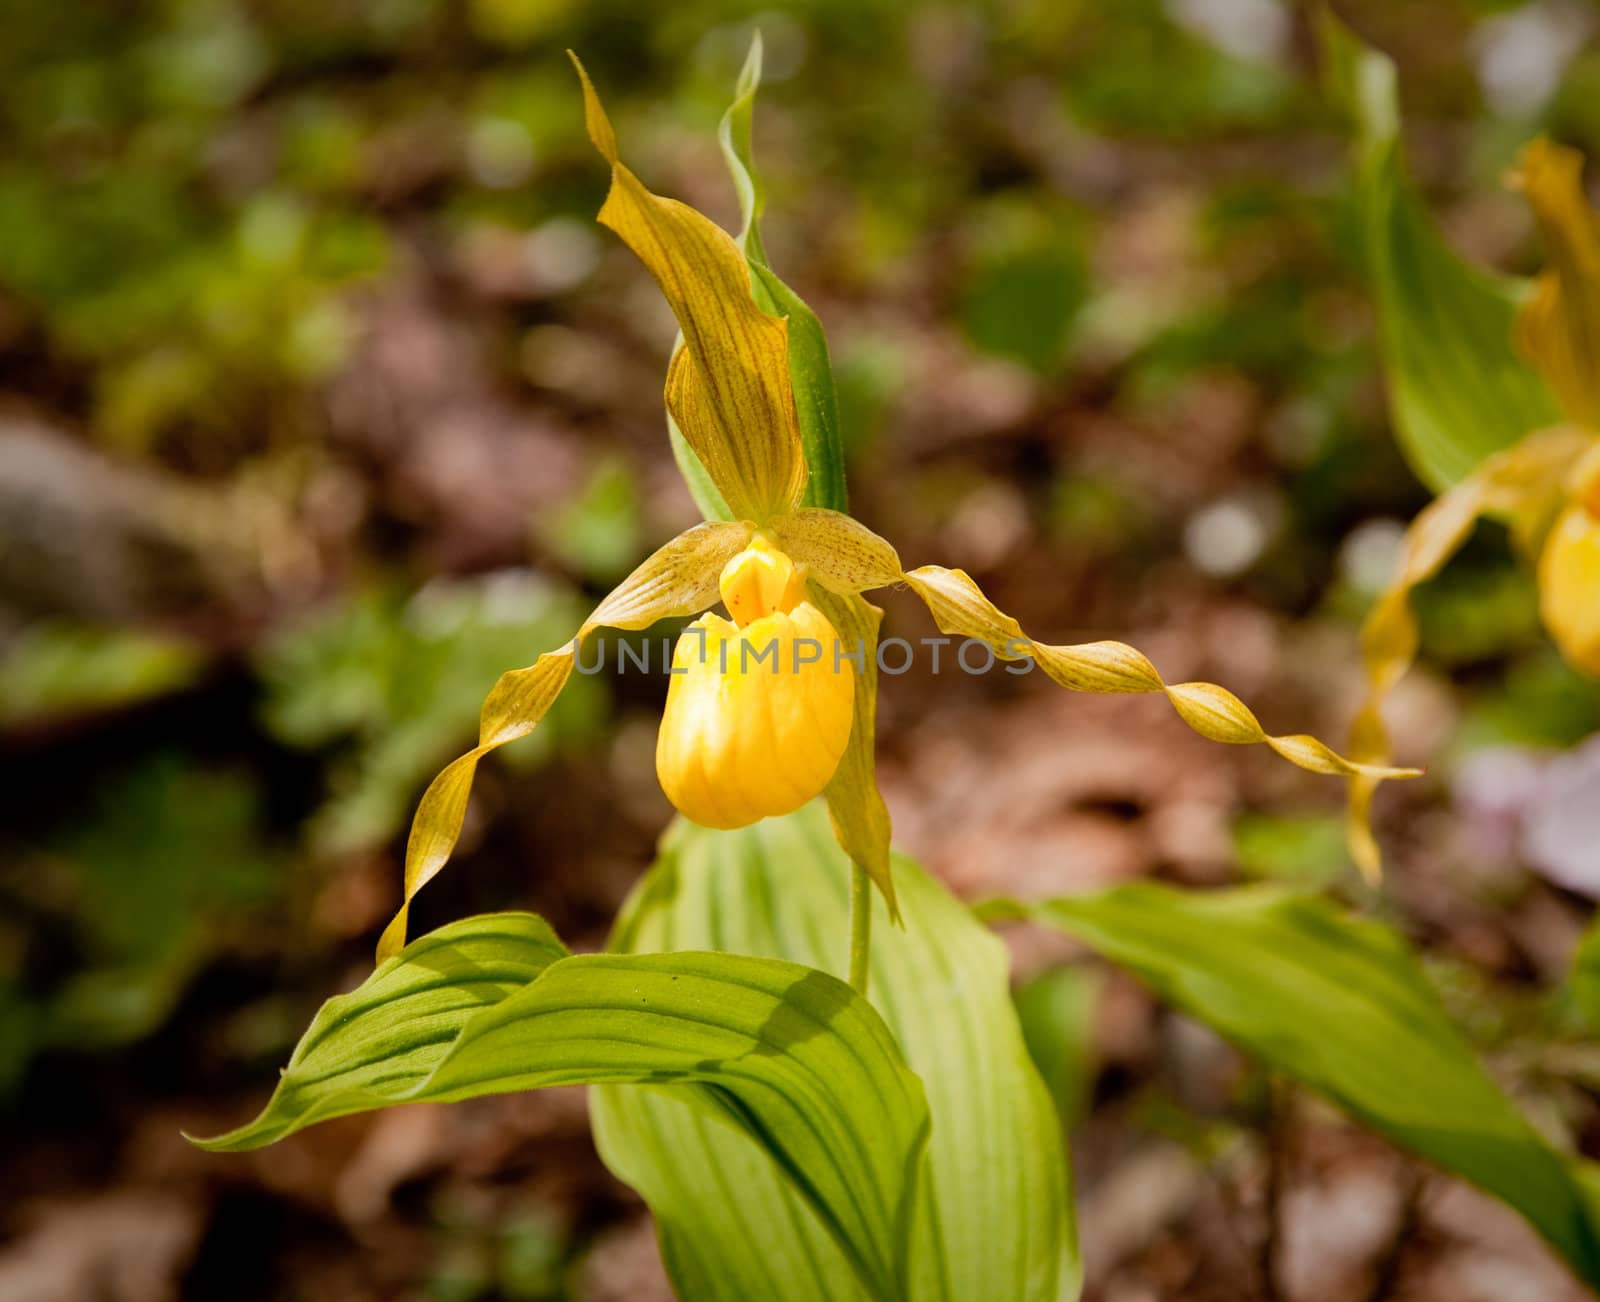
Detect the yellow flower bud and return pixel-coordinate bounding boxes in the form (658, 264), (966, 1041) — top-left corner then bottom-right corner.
(718, 534), (808, 629)
(1540, 501), (1600, 676)
(655, 541), (855, 829)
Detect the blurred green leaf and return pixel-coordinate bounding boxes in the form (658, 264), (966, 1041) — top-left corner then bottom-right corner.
(958, 199), (1088, 375)
(594, 803), (1079, 1302)
(537, 458), (642, 583)
(1061, 0), (1298, 137)
(1015, 964), (1103, 1133)
(47, 957), (203, 1048)
(0, 621), (205, 726)
(194, 910), (930, 1302)
(832, 334), (906, 462)
(1413, 554), (1545, 662)
(961, 246), (1086, 375)
(1047, 476), (1146, 554)
(1569, 917), (1600, 1031)
(1321, 13), (1561, 490)
(141, 3), (271, 112)
(52, 756), (277, 966)
(468, 0), (576, 49)
(1456, 649), (1600, 750)
(257, 576), (601, 852)
(1231, 812), (1350, 886)
(988, 883), (1600, 1285)
(0, 156), (386, 452)
(0, 988), (37, 1099)
(496, 1210), (568, 1300)
(0, 755), (280, 1074)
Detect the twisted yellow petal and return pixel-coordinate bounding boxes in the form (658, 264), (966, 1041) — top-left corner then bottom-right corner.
(898, 565), (1416, 874)
(378, 521), (753, 960)
(900, 564), (1412, 777)
(570, 55), (805, 523)
(747, 510), (1425, 882)
(1345, 427), (1588, 877)
(1514, 139), (1600, 429)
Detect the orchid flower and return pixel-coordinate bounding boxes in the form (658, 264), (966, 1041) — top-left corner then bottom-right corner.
(1347, 138), (1600, 878)
(375, 58), (1414, 963)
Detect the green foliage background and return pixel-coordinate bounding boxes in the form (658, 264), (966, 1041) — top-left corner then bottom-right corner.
(5, 2), (1600, 1298)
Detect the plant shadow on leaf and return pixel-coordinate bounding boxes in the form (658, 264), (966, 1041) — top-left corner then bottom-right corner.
(593, 801), (1079, 1302)
(191, 914), (930, 1302)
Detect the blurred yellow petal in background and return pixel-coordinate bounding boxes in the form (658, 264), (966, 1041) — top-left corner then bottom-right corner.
(1540, 503), (1600, 677)
(1515, 139), (1600, 430)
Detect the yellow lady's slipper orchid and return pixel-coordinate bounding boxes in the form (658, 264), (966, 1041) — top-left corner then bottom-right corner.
(657, 537), (855, 828)
(1347, 138), (1600, 878)
(373, 59), (1414, 961)
(1540, 502), (1600, 675)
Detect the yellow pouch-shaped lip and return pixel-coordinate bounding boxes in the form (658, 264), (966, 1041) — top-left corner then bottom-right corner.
(656, 602), (856, 830)
(1540, 501), (1600, 677)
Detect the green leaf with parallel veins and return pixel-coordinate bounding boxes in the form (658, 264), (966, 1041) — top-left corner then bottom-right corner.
(192, 913), (568, 1149)
(1320, 13), (1560, 490)
(593, 803), (1079, 1302)
(988, 883), (1600, 1286)
(192, 911), (930, 1301)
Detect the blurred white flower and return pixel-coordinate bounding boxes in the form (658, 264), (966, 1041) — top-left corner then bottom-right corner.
(1522, 733), (1600, 896)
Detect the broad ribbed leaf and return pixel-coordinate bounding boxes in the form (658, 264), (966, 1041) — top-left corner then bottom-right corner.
(195, 913), (568, 1148)
(991, 884), (1600, 1285)
(194, 912), (930, 1300)
(593, 804), (1079, 1302)
(1321, 14), (1560, 490)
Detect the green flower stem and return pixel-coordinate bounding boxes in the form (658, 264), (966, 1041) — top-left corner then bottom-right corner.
(848, 862), (872, 995)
